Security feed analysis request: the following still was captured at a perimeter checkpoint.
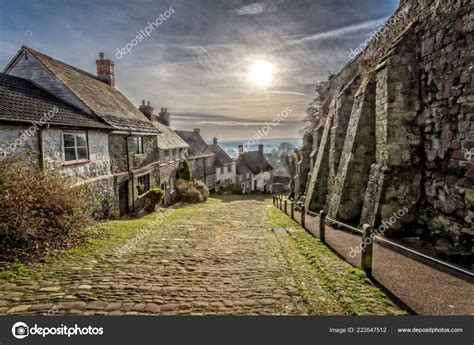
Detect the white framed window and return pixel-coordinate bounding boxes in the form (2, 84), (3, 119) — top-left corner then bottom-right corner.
(63, 132), (88, 163)
(220, 167), (224, 174)
(175, 149), (179, 161)
(134, 136), (144, 154)
(169, 176), (175, 191)
(160, 151), (165, 165)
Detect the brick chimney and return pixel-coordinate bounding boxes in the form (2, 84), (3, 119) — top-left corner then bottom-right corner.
(96, 52), (115, 87)
(158, 107), (170, 127)
(213, 137), (218, 146)
(139, 100), (154, 121)
(194, 128), (200, 135)
(258, 144), (264, 153)
(238, 144), (244, 154)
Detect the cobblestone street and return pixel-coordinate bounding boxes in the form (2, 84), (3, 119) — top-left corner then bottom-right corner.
(0, 195), (403, 315)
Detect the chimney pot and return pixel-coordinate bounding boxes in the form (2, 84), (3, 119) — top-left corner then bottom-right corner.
(194, 128), (200, 135)
(96, 53), (115, 87)
(147, 101), (150, 106)
(258, 144), (264, 153)
(158, 106), (171, 127)
(238, 144), (244, 154)
(139, 101), (154, 121)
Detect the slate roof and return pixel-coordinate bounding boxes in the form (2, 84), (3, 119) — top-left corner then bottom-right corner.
(6, 46), (159, 133)
(237, 151), (273, 175)
(209, 144), (233, 167)
(175, 130), (214, 158)
(0, 73), (113, 129)
(153, 120), (189, 150)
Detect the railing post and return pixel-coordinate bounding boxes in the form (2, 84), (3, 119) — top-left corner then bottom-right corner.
(301, 205), (306, 228)
(361, 224), (373, 277)
(279, 195), (282, 210)
(284, 199), (287, 214)
(319, 210), (326, 243)
(273, 195), (275, 206)
(291, 201), (295, 219)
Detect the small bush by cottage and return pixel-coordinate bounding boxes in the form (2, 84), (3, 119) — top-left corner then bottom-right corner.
(0, 157), (98, 262)
(145, 187), (164, 212)
(176, 178), (208, 203)
(179, 159), (192, 181)
(194, 180), (209, 201)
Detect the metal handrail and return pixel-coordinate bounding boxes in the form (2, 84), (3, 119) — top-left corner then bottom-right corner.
(274, 196), (474, 279)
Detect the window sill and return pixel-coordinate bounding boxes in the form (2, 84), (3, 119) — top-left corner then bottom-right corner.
(63, 160), (90, 167)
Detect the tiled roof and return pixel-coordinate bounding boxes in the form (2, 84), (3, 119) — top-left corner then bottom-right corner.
(175, 130), (214, 158)
(237, 151), (273, 175)
(0, 73), (113, 129)
(19, 47), (159, 133)
(153, 121), (189, 150)
(209, 144), (233, 167)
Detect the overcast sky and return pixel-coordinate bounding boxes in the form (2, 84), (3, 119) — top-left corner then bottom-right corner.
(0, 0), (399, 140)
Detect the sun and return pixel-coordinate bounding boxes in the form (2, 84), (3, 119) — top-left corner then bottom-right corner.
(248, 60), (273, 87)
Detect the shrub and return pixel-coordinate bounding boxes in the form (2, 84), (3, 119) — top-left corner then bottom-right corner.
(194, 180), (209, 201)
(176, 178), (203, 203)
(179, 159), (192, 181)
(0, 157), (97, 262)
(145, 187), (164, 212)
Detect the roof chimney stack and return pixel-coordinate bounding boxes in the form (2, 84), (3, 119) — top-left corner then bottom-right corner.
(96, 52), (115, 87)
(139, 100), (154, 121)
(213, 137), (218, 146)
(194, 128), (200, 135)
(238, 144), (244, 154)
(258, 144), (264, 153)
(158, 107), (171, 127)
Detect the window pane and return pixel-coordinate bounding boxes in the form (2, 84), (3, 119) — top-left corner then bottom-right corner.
(64, 134), (75, 148)
(64, 148), (76, 161)
(77, 147), (88, 160)
(76, 135), (87, 147)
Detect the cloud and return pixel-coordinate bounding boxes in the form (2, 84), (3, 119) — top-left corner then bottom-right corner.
(229, 1), (282, 16)
(271, 16), (388, 52)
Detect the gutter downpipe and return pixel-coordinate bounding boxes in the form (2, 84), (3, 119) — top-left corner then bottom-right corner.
(125, 131), (135, 213)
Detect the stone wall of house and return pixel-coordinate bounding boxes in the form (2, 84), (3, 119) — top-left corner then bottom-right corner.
(300, 0), (473, 253)
(0, 125), (40, 162)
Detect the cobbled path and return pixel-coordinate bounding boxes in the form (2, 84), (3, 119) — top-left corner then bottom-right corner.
(0, 195), (402, 315)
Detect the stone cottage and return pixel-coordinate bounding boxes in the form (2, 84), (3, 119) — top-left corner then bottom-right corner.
(2, 46), (162, 217)
(138, 103), (189, 205)
(292, 0), (473, 255)
(236, 144), (273, 193)
(175, 129), (216, 189)
(209, 137), (236, 192)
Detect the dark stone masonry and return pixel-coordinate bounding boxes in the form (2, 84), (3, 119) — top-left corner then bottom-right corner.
(292, 0), (473, 256)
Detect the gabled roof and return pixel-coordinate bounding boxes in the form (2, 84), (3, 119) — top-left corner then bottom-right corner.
(0, 73), (113, 129)
(4, 46), (159, 134)
(237, 151), (273, 175)
(175, 130), (214, 158)
(209, 144), (233, 167)
(152, 121), (189, 150)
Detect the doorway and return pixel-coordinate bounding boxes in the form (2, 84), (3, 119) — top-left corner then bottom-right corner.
(119, 181), (129, 217)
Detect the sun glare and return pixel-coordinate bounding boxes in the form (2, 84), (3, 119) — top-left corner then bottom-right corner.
(248, 60), (273, 87)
